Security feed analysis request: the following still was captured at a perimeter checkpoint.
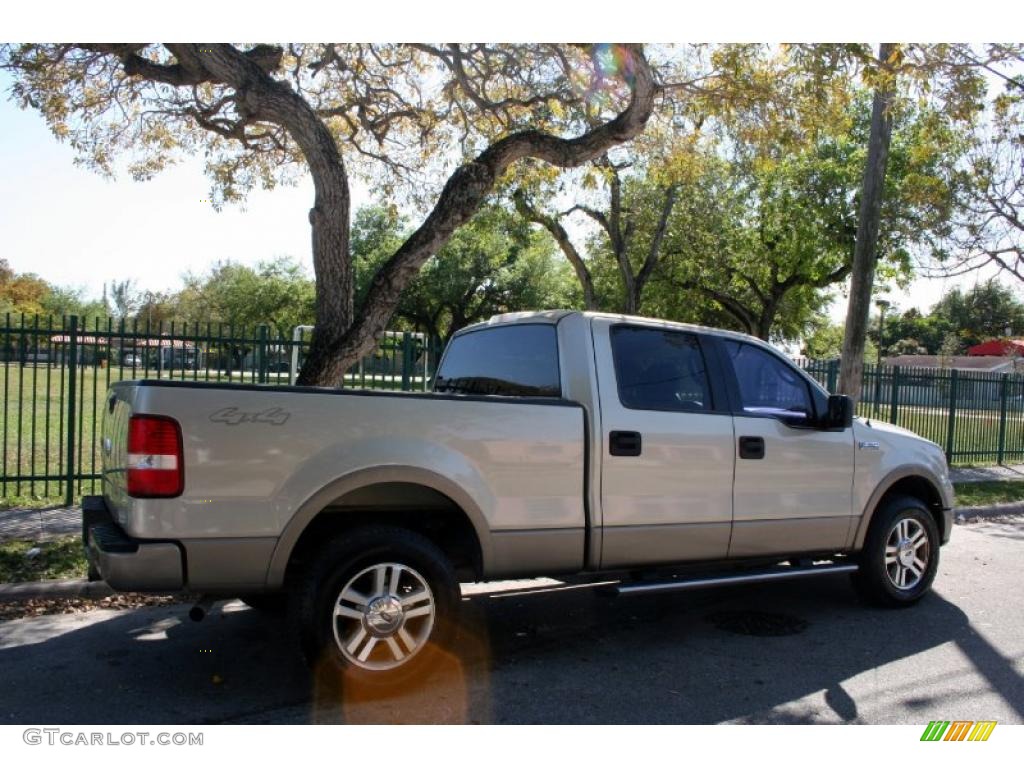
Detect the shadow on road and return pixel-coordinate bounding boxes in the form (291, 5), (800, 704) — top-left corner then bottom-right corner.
(0, 573), (1020, 724)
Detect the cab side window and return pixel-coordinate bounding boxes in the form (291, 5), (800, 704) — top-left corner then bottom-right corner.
(723, 339), (813, 419)
(611, 326), (712, 412)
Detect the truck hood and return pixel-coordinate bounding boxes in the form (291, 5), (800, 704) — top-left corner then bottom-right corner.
(855, 417), (930, 445)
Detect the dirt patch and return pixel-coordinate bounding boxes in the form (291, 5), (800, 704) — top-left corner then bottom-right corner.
(0, 592), (194, 621)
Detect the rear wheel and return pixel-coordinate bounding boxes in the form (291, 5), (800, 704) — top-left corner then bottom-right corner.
(852, 495), (939, 607)
(290, 526), (459, 687)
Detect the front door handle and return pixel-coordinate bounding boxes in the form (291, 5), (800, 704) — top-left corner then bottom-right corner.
(609, 430), (642, 457)
(738, 436), (765, 460)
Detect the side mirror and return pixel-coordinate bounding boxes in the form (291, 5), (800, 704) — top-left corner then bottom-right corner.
(824, 394), (854, 429)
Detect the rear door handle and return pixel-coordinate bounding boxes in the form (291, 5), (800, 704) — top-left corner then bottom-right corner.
(738, 436), (765, 460)
(609, 430), (642, 457)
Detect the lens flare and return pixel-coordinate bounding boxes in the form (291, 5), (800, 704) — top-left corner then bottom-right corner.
(586, 44), (636, 103)
(594, 43), (620, 78)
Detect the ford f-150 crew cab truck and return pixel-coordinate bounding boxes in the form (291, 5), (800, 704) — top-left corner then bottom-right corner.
(84, 310), (954, 684)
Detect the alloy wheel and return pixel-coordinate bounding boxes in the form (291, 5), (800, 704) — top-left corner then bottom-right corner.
(884, 517), (931, 591)
(331, 562), (435, 671)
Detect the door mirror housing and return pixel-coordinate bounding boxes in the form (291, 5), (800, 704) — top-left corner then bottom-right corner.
(823, 394), (854, 430)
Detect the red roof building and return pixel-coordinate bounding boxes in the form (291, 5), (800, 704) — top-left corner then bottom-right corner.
(967, 339), (1024, 357)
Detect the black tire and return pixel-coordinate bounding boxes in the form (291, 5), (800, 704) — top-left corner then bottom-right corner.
(239, 594), (288, 615)
(851, 495), (940, 608)
(289, 525), (459, 689)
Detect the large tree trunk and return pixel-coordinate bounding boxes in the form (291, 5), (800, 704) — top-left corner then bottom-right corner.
(838, 43), (897, 401)
(756, 299), (779, 341)
(294, 136), (353, 385)
(160, 45), (358, 387)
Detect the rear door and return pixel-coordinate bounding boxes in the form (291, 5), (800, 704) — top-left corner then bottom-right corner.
(593, 319), (735, 568)
(714, 338), (855, 557)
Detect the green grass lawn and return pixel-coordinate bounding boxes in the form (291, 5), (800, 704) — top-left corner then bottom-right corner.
(0, 536), (87, 583)
(952, 480), (1024, 507)
(857, 403), (1024, 463)
(0, 363), (158, 502)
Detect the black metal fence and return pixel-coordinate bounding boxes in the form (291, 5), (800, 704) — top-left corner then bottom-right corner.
(800, 359), (1024, 465)
(1, 314), (442, 505)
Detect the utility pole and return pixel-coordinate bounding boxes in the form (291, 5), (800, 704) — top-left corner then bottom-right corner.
(838, 42), (898, 402)
(876, 299), (890, 364)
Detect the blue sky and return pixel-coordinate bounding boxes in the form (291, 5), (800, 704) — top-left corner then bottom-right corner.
(0, 71), (1011, 324)
(0, 72), (372, 298)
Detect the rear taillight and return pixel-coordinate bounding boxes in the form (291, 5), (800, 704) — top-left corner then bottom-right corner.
(126, 415), (184, 498)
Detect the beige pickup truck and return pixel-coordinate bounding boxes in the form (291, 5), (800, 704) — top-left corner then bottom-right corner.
(84, 310), (954, 684)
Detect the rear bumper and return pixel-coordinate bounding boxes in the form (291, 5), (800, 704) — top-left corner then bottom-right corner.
(942, 507), (954, 545)
(82, 495), (184, 592)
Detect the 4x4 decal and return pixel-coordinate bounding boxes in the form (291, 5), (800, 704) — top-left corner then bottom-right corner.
(209, 406), (291, 426)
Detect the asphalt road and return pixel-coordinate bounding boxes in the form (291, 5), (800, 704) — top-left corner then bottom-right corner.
(1, 519), (1022, 725)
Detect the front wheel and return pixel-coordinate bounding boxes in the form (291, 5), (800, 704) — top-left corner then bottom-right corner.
(851, 495), (940, 608)
(290, 526), (459, 688)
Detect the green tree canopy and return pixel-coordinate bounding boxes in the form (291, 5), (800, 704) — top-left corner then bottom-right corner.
(176, 256), (315, 335)
(929, 280), (1024, 349)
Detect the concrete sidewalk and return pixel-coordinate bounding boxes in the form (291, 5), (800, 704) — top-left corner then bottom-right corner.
(0, 506), (80, 542)
(949, 464), (1024, 483)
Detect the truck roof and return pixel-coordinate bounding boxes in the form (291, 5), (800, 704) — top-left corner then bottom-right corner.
(458, 310), (768, 348)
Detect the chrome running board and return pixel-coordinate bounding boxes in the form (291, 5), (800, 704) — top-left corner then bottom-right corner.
(615, 563), (858, 596)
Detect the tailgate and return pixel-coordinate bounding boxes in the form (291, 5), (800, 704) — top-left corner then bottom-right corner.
(100, 383), (137, 524)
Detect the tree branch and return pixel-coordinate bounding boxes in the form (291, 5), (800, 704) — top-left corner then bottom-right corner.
(515, 190), (598, 310)
(636, 184), (679, 294)
(340, 44), (657, 363)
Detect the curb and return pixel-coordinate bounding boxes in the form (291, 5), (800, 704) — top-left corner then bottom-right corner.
(954, 502), (1024, 520)
(0, 578), (113, 603)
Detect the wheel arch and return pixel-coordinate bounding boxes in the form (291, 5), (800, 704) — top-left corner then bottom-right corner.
(853, 468), (948, 550)
(265, 466), (491, 588)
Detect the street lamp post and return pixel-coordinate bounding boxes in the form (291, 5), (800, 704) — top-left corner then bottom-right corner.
(875, 299), (891, 365)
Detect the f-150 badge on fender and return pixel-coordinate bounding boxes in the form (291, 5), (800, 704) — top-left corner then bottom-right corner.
(209, 406), (291, 426)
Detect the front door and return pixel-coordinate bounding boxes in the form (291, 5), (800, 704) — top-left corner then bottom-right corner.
(594, 320), (736, 568)
(717, 338), (855, 557)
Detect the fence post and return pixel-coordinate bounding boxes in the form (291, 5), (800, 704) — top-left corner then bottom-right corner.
(889, 365), (901, 423)
(400, 332), (412, 391)
(257, 324), (268, 384)
(65, 315), (79, 507)
(945, 368), (959, 464)
(872, 363), (883, 418)
(827, 359), (838, 393)
(997, 373), (1009, 465)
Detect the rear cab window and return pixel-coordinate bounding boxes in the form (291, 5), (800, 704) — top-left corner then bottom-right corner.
(434, 324), (561, 397)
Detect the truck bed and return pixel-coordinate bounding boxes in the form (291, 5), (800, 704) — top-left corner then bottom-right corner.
(101, 380), (588, 588)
